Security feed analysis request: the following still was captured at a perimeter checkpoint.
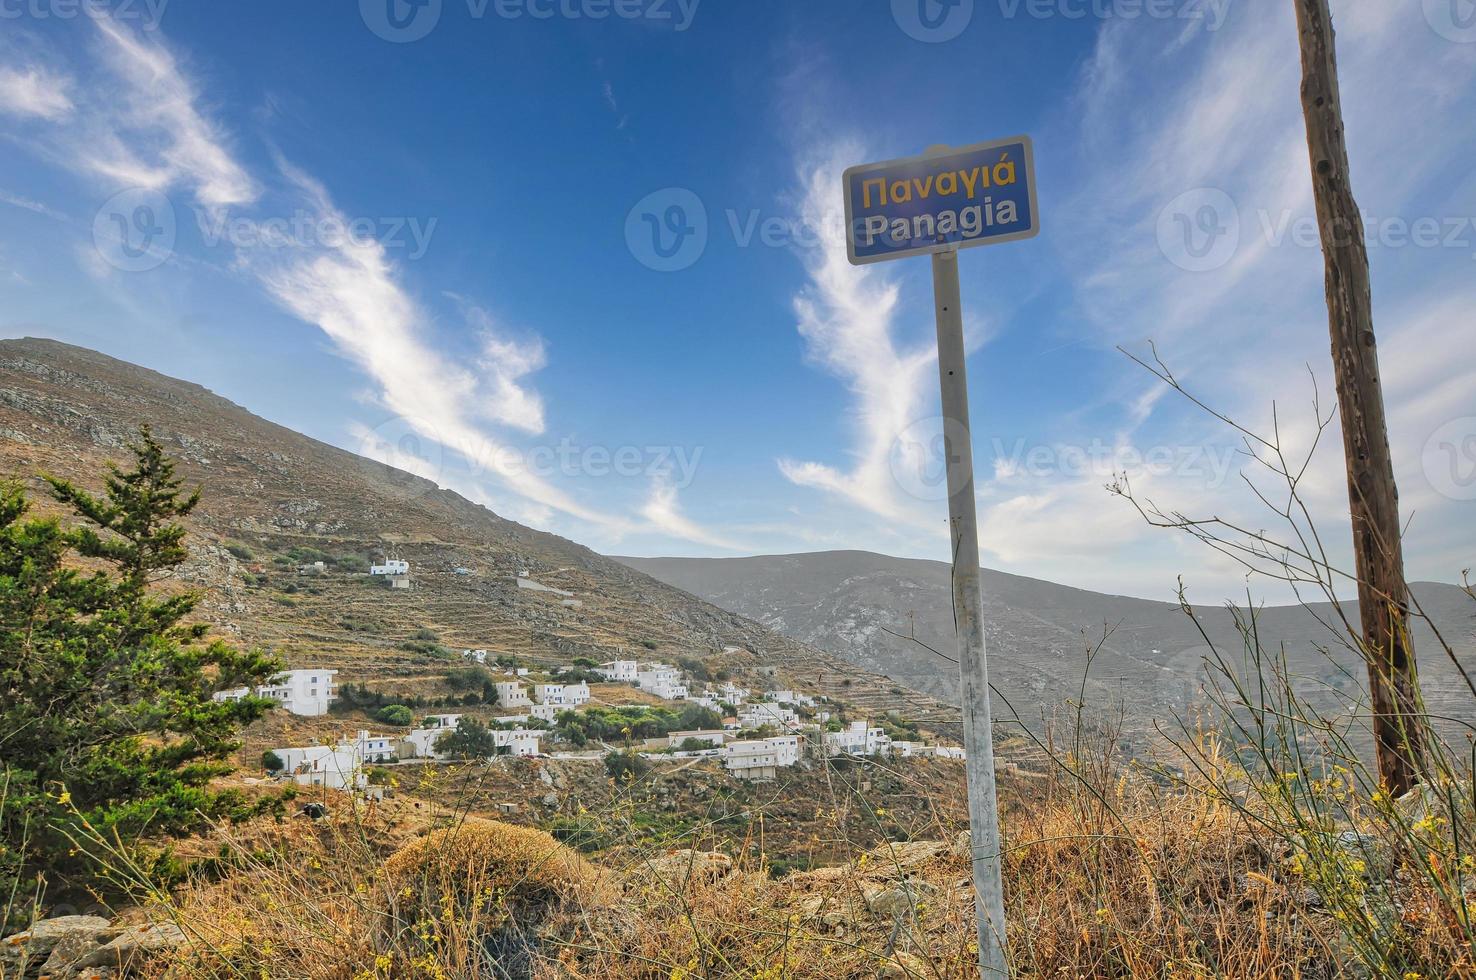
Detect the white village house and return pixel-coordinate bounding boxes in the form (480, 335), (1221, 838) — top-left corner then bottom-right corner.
(823, 720), (891, 758)
(494, 681), (533, 708)
(635, 663), (688, 701)
(532, 682), (591, 708)
(722, 735), (800, 781)
(371, 558), (410, 576)
(737, 702), (799, 732)
(214, 668), (338, 717)
(594, 660), (638, 683)
(269, 739), (365, 791)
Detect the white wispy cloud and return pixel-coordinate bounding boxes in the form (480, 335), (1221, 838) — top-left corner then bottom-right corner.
(87, 19), (256, 209)
(243, 160), (626, 529)
(0, 65), (74, 120)
(776, 139), (939, 528)
(641, 474), (748, 552)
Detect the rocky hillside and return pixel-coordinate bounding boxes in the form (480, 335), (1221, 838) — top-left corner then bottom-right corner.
(0, 338), (957, 729)
(618, 550), (1476, 737)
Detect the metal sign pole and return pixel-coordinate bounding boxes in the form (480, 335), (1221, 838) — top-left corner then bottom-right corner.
(930, 246), (1009, 978)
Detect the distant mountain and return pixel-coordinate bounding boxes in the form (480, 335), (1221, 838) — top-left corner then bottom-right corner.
(0, 339), (957, 728)
(617, 551), (1476, 739)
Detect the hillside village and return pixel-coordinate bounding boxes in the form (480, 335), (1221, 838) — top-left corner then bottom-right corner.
(230, 556), (967, 793)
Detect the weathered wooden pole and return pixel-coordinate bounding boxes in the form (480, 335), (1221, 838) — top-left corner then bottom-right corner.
(1292, 0), (1425, 794)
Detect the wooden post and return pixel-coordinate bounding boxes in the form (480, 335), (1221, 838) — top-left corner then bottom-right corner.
(1292, 0), (1425, 794)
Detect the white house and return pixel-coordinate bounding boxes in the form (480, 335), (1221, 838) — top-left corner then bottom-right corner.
(595, 660), (638, 683)
(823, 720), (891, 758)
(371, 559), (410, 576)
(216, 669), (337, 717)
(890, 740), (924, 758)
(269, 740), (364, 791)
(764, 690), (817, 708)
(635, 663), (688, 701)
(738, 702), (799, 732)
(354, 730), (398, 764)
(532, 682), (590, 708)
(494, 729), (544, 757)
(933, 746), (966, 760)
(462, 649), (489, 665)
(722, 736), (800, 781)
(400, 728), (449, 760)
(715, 682), (749, 705)
(495, 681), (533, 708)
(529, 703), (559, 723)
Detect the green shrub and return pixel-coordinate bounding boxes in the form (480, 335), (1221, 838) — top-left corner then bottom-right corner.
(375, 704), (414, 727)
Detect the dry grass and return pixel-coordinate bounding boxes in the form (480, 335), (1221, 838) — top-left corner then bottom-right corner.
(96, 726), (1467, 980)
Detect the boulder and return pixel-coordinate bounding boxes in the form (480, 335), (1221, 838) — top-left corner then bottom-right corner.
(73, 921), (188, 973)
(638, 849), (734, 886)
(0, 916), (116, 978)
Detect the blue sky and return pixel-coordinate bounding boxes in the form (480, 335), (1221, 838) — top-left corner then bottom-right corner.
(1, 0), (1474, 604)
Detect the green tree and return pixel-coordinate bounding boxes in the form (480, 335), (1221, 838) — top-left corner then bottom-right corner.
(262, 750), (285, 773)
(375, 704), (414, 727)
(0, 429), (281, 910)
(435, 717), (499, 760)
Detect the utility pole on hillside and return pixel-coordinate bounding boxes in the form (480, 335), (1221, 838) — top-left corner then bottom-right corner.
(1292, 0), (1425, 794)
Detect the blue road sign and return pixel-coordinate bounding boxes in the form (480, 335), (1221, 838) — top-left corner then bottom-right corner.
(843, 136), (1039, 265)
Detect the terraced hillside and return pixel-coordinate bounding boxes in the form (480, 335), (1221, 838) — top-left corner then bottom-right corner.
(0, 338), (960, 731)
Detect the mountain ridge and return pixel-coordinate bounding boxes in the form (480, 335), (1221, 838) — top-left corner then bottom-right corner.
(616, 550), (1476, 740)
